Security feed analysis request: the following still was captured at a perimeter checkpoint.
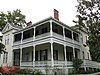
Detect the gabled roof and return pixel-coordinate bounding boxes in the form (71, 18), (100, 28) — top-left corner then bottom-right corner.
(2, 23), (22, 34)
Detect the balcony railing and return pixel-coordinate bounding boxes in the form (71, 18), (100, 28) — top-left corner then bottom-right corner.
(74, 40), (80, 45)
(13, 41), (21, 46)
(13, 32), (80, 46)
(53, 32), (64, 40)
(35, 32), (50, 39)
(23, 37), (33, 44)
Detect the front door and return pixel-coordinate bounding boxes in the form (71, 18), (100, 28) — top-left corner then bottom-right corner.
(13, 51), (20, 66)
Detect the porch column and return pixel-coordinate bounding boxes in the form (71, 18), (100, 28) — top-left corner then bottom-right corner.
(50, 42), (54, 67)
(64, 45), (67, 66)
(33, 45), (35, 67)
(33, 27), (36, 40)
(72, 31), (75, 58)
(50, 20), (53, 36)
(50, 20), (54, 66)
(20, 48), (22, 66)
(21, 31), (23, 44)
(63, 27), (65, 40)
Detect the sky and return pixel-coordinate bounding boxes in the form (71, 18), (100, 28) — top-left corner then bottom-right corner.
(0, 0), (78, 26)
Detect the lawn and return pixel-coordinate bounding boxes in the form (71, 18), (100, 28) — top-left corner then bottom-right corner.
(15, 74), (31, 75)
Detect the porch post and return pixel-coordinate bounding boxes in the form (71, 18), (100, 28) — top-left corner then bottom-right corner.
(63, 27), (65, 40)
(33, 45), (35, 67)
(51, 42), (54, 67)
(33, 27), (36, 40)
(64, 45), (67, 66)
(20, 31), (23, 66)
(72, 31), (75, 58)
(20, 48), (22, 66)
(50, 20), (54, 66)
(21, 31), (23, 44)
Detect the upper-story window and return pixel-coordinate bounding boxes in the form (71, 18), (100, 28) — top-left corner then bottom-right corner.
(52, 22), (63, 35)
(14, 33), (21, 42)
(82, 51), (85, 59)
(35, 22), (50, 36)
(23, 28), (34, 39)
(41, 27), (48, 34)
(5, 34), (9, 45)
(87, 52), (89, 60)
(73, 32), (79, 41)
(85, 36), (87, 42)
(64, 28), (72, 39)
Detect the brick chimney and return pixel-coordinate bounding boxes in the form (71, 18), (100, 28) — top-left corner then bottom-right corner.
(27, 21), (32, 26)
(54, 9), (59, 20)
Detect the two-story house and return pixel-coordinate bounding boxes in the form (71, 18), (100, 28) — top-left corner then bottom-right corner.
(1, 9), (100, 74)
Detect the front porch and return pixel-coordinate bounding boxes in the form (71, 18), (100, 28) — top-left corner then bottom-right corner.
(13, 43), (79, 67)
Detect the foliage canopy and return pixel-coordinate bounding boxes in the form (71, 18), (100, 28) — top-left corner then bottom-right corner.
(75, 0), (100, 62)
(0, 9), (26, 30)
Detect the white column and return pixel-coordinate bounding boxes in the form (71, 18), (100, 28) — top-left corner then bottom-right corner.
(33, 27), (36, 40)
(64, 45), (67, 66)
(63, 27), (65, 40)
(50, 20), (53, 36)
(20, 48), (22, 66)
(33, 45), (35, 67)
(72, 31), (75, 58)
(50, 20), (54, 66)
(21, 32), (23, 44)
(51, 42), (54, 67)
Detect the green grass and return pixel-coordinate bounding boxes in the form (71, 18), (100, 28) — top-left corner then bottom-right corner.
(15, 74), (31, 75)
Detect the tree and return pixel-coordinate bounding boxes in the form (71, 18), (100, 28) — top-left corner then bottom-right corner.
(0, 9), (26, 30)
(0, 43), (5, 54)
(75, 0), (100, 62)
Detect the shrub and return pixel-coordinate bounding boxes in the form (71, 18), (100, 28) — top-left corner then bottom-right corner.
(72, 58), (83, 73)
(32, 69), (43, 75)
(16, 69), (33, 74)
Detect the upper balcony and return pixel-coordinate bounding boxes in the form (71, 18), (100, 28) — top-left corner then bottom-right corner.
(13, 21), (80, 46)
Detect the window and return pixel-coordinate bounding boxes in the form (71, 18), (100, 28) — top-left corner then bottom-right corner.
(82, 51), (85, 59)
(35, 51), (38, 61)
(14, 33), (21, 42)
(41, 27), (47, 34)
(40, 49), (47, 61)
(85, 36), (87, 42)
(3, 52), (8, 63)
(53, 50), (58, 60)
(5, 34), (9, 45)
(23, 29), (34, 39)
(66, 46), (73, 61)
(87, 53), (89, 60)
(73, 32), (79, 41)
(65, 28), (72, 39)
(36, 30), (39, 36)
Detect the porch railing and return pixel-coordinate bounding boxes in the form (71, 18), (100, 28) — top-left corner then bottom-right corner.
(21, 61), (33, 66)
(82, 59), (100, 69)
(35, 61), (51, 66)
(19, 60), (100, 70)
(54, 60), (65, 66)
